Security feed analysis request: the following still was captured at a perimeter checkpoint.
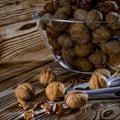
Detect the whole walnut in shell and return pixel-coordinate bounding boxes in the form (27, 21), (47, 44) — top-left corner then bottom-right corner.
(98, 1), (118, 14)
(40, 13), (52, 30)
(89, 73), (108, 90)
(15, 82), (35, 110)
(39, 66), (57, 87)
(65, 90), (88, 109)
(55, 5), (73, 16)
(105, 12), (120, 30)
(70, 23), (91, 44)
(52, 13), (68, 33)
(75, 0), (95, 11)
(62, 48), (76, 67)
(101, 40), (120, 55)
(89, 49), (107, 68)
(74, 9), (88, 21)
(92, 26), (112, 43)
(76, 58), (93, 72)
(45, 82), (65, 101)
(86, 10), (103, 30)
(58, 33), (73, 49)
(74, 43), (94, 57)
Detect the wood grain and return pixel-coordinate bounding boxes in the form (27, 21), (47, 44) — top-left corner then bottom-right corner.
(0, 0), (120, 120)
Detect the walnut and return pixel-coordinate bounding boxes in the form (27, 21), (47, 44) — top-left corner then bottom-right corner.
(98, 1), (118, 14)
(75, 0), (95, 11)
(58, 33), (73, 49)
(44, 2), (55, 14)
(65, 90), (88, 109)
(45, 82), (65, 101)
(86, 10), (103, 30)
(70, 23), (91, 44)
(108, 54), (120, 70)
(101, 40), (120, 55)
(74, 9), (88, 21)
(62, 48), (76, 67)
(105, 12), (120, 30)
(92, 26), (112, 44)
(89, 73), (108, 90)
(94, 68), (111, 78)
(40, 13), (52, 30)
(15, 82), (35, 110)
(55, 5), (73, 16)
(59, 0), (72, 7)
(24, 110), (34, 120)
(39, 66), (57, 87)
(51, 13), (68, 33)
(76, 58), (93, 72)
(74, 43), (93, 57)
(48, 36), (61, 50)
(89, 49), (107, 69)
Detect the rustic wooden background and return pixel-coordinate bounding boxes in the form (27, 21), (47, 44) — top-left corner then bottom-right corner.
(0, 0), (120, 120)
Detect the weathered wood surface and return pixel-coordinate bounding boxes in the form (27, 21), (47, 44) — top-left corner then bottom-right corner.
(0, 0), (120, 120)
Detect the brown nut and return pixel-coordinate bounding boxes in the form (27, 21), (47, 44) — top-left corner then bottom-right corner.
(76, 58), (93, 72)
(99, 1), (118, 14)
(55, 5), (73, 16)
(74, 43), (94, 57)
(70, 23), (91, 44)
(62, 48), (76, 67)
(45, 82), (65, 101)
(74, 9), (88, 21)
(86, 10), (103, 30)
(75, 0), (95, 11)
(44, 2), (55, 14)
(65, 90), (88, 109)
(89, 49), (107, 69)
(92, 26), (112, 42)
(101, 40), (120, 55)
(58, 33), (73, 49)
(94, 68), (111, 78)
(40, 13), (52, 30)
(15, 82), (35, 110)
(39, 66), (57, 87)
(105, 12), (120, 30)
(89, 73), (108, 90)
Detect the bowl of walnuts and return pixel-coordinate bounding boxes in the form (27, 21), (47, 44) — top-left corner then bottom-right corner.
(34, 0), (120, 73)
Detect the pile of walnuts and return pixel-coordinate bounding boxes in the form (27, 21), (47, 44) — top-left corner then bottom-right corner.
(39, 0), (120, 72)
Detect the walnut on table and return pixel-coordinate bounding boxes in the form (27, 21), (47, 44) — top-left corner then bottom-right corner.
(15, 82), (35, 110)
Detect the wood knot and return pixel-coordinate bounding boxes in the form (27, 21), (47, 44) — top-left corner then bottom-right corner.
(19, 23), (36, 30)
(103, 110), (113, 117)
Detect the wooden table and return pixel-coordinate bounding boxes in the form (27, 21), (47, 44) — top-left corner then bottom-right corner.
(0, 0), (120, 119)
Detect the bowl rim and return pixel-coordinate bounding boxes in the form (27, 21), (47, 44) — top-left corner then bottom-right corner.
(33, 11), (120, 23)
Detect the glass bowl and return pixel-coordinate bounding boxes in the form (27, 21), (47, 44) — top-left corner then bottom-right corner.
(34, 5), (120, 74)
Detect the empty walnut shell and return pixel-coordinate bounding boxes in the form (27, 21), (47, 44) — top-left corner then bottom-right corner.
(15, 82), (35, 101)
(39, 66), (57, 87)
(89, 73), (108, 90)
(105, 12), (120, 30)
(65, 90), (88, 109)
(70, 23), (91, 44)
(45, 82), (65, 101)
(86, 10), (103, 30)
